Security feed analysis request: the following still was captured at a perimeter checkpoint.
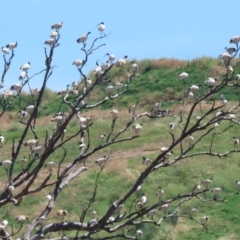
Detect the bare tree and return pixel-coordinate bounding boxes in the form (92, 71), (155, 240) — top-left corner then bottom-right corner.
(0, 23), (239, 240)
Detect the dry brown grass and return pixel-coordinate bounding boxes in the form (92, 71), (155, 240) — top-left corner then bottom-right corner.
(210, 65), (227, 77)
(171, 218), (200, 238)
(151, 59), (188, 69)
(171, 100), (239, 114)
(218, 234), (239, 240)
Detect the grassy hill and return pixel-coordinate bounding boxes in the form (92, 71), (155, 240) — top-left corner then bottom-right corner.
(1, 57), (240, 239)
(6, 57), (240, 115)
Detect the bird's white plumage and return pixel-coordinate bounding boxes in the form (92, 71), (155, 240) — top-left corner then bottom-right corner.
(140, 194), (147, 205)
(133, 123), (142, 136)
(97, 22), (106, 35)
(16, 215), (28, 223)
(44, 38), (55, 45)
(95, 156), (107, 166)
(11, 83), (23, 91)
(72, 59), (84, 66)
(2, 47), (9, 54)
(105, 53), (115, 63)
(51, 22), (63, 30)
(77, 32), (91, 43)
(20, 62), (31, 71)
(218, 52), (231, 60)
(136, 229), (143, 236)
(50, 31), (58, 38)
(156, 187), (164, 199)
(178, 72), (188, 79)
(116, 55), (127, 68)
(229, 36), (240, 44)
(1, 160), (12, 168)
(6, 42), (17, 49)
(160, 203), (170, 213)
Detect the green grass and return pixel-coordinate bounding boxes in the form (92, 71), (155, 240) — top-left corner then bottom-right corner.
(1, 57), (240, 239)
(0, 109), (239, 239)
(4, 57), (240, 116)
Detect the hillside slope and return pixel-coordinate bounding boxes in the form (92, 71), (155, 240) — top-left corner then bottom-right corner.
(1, 58), (240, 239)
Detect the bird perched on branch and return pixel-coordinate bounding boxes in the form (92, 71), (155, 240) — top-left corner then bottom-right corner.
(20, 62), (31, 71)
(201, 216), (210, 224)
(51, 114), (65, 125)
(136, 229), (143, 237)
(102, 61), (110, 71)
(131, 61), (138, 72)
(57, 210), (68, 221)
(151, 102), (161, 117)
(116, 55), (128, 68)
(218, 52), (231, 61)
(24, 138), (38, 149)
(10, 83), (23, 92)
(193, 183), (201, 194)
(6, 41), (17, 49)
(16, 109), (27, 122)
(19, 71), (27, 81)
(201, 178), (213, 189)
(129, 101), (138, 117)
(160, 203), (170, 215)
(95, 156), (107, 167)
(235, 180), (240, 194)
(132, 123), (142, 136)
(105, 84), (115, 94)
(57, 85), (70, 96)
(105, 53), (115, 63)
(110, 109), (118, 119)
(97, 22), (106, 36)
(189, 206), (198, 217)
(16, 215), (29, 223)
(50, 31), (58, 38)
(2, 47), (9, 54)
(77, 32), (91, 45)
(2, 219), (8, 228)
(79, 141), (86, 153)
(169, 122), (175, 133)
(99, 134), (106, 144)
(225, 47), (236, 55)
(45, 162), (55, 172)
(227, 65), (233, 75)
(229, 35), (240, 44)
(0, 134), (4, 147)
(211, 187), (222, 199)
(142, 156), (152, 168)
(177, 71), (189, 83)
(156, 187), (164, 199)
(46, 192), (52, 203)
(44, 38), (55, 45)
(72, 59), (84, 67)
(18, 156), (27, 167)
(147, 209), (157, 220)
(0, 160), (12, 170)
(232, 136), (239, 150)
(140, 193), (147, 206)
(51, 22), (63, 30)
(187, 135), (194, 148)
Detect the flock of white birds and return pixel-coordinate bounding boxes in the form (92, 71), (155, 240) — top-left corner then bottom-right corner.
(1, 21), (240, 238)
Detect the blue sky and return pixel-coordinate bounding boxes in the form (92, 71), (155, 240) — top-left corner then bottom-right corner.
(1, 0), (240, 91)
